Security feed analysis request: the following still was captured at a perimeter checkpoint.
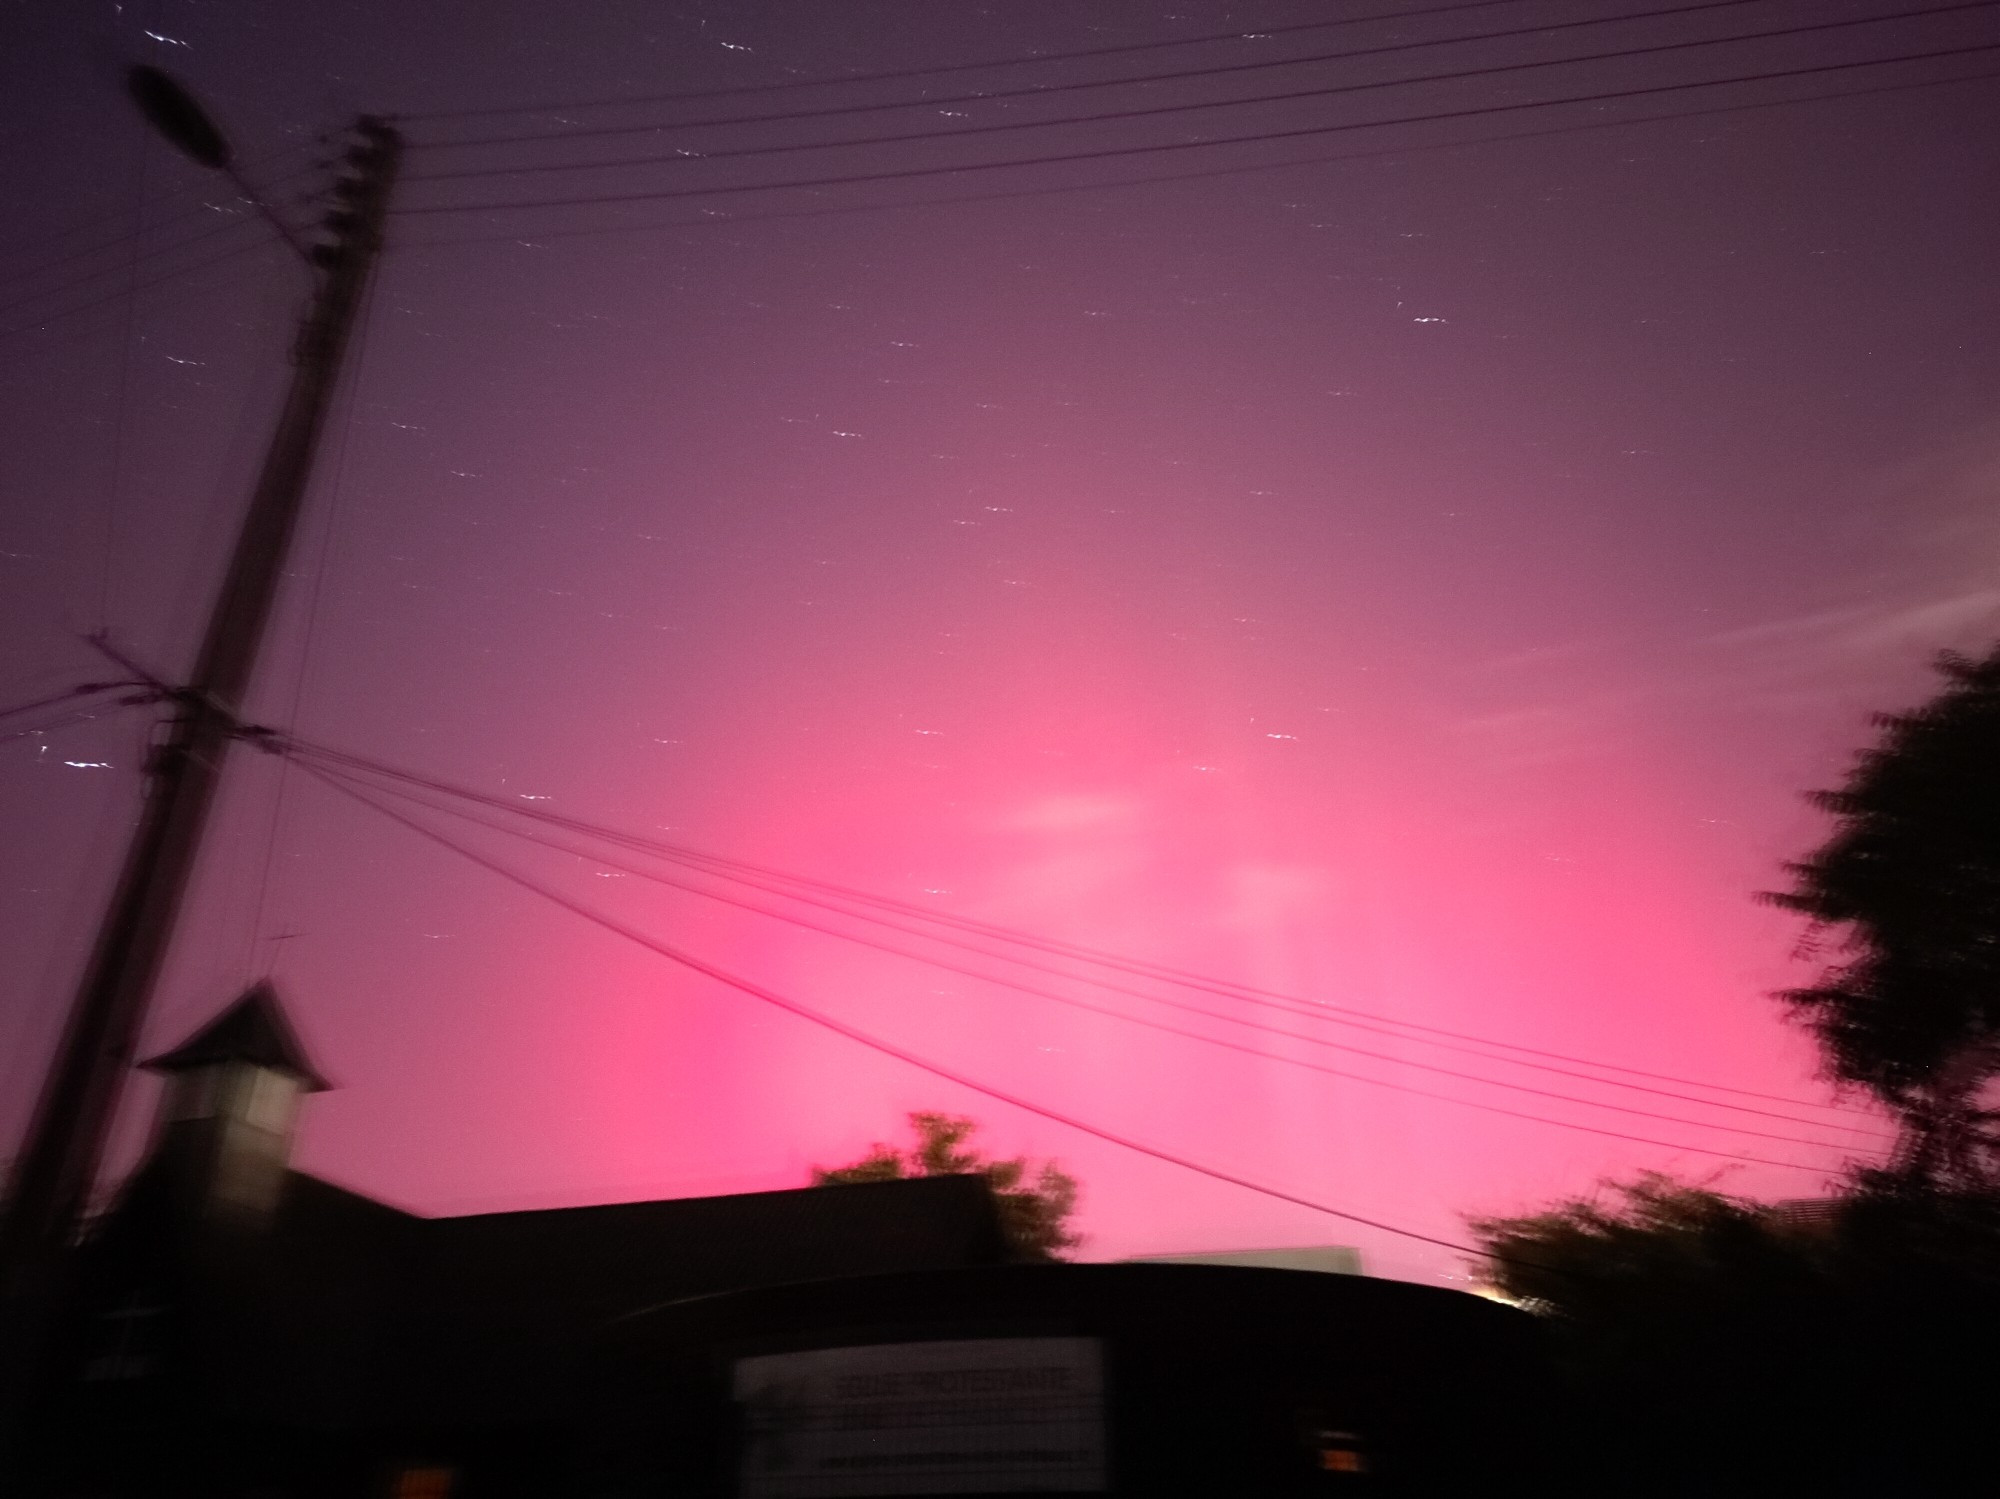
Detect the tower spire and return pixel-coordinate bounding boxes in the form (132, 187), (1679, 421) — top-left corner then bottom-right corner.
(139, 982), (330, 1228)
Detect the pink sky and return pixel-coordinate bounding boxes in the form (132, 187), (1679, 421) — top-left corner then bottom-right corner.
(4, 1), (1997, 1284)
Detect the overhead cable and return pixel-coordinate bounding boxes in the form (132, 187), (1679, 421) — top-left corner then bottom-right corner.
(298, 751), (1887, 1149)
(393, 39), (2000, 217)
(422, 4), (1975, 182)
(0, 700), (148, 746)
(402, 64), (1997, 246)
(284, 737), (1876, 1128)
(282, 735), (1873, 1113)
(302, 763), (1838, 1266)
(415, 0), (1807, 154)
(400, 0), (1554, 124)
(0, 684), (125, 725)
(0, 214), (272, 329)
(0, 234), (281, 349)
(0, 145), (319, 295)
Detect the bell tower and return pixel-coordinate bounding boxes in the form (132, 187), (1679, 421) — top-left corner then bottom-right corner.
(139, 982), (330, 1228)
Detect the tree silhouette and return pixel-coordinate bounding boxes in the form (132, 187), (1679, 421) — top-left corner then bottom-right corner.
(1465, 646), (2000, 1492)
(1469, 1173), (2000, 1496)
(1766, 644), (2000, 1185)
(813, 1112), (1081, 1260)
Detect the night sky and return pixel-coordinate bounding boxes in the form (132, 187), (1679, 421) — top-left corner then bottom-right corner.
(3, 0), (1997, 1283)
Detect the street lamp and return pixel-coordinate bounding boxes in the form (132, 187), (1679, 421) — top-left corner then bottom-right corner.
(126, 64), (231, 169)
(126, 64), (310, 262)
(0, 68), (400, 1476)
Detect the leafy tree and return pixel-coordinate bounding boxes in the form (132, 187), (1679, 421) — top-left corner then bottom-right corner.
(813, 1112), (1081, 1260)
(1463, 651), (2000, 1492)
(1469, 1174), (2000, 1497)
(1766, 644), (2000, 1184)
(1470, 1172), (1789, 1312)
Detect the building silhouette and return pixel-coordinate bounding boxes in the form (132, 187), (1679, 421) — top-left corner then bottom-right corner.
(37, 983), (1014, 1495)
(34, 984), (1561, 1496)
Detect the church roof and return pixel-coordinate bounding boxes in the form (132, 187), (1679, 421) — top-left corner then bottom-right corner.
(139, 981), (333, 1091)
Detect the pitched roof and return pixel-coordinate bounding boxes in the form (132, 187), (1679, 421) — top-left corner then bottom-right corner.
(76, 1165), (1013, 1428)
(403, 1174), (1017, 1422)
(139, 981), (333, 1090)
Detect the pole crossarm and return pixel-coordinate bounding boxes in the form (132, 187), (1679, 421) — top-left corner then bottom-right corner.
(82, 631), (288, 750)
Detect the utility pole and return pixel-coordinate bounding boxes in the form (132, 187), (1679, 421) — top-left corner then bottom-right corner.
(0, 69), (401, 1463)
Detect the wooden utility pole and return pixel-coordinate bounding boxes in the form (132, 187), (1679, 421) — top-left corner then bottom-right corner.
(0, 74), (401, 1459)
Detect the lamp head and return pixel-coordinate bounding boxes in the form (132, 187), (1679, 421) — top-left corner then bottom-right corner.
(127, 65), (232, 171)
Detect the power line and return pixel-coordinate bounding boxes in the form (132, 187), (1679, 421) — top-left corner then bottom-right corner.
(242, 262), (386, 980)
(96, 105), (156, 638)
(297, 750), (1886, 1148)
(400, 0), (1549, 125)
(422, 4), (1958, 184)
(654, 838), (1873, 1115)
(401, 64), (1998, 247)
(0, 170), (307, 304)
(393, 39), (2000, 218)
(0, 147), (318, 297)
(283, 734), (1875, 1117)
(0, 232), (280, 349)
(295, 759), (1859, 1154)
(301, 765), (1835, 1265)
(0, 700), (148, 747)
(287, 741), (1873, 1152)
(415, 0), (1801, 155)
(0, 685), (117, 723)
(292, 740), (1869, 1120)
(0, 213), (272, 330)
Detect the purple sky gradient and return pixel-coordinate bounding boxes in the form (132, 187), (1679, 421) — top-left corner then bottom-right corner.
(3, 0), (1997, 1282)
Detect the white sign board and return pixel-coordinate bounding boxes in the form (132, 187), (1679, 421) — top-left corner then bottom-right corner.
(732, 1336), (1107, 1497)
